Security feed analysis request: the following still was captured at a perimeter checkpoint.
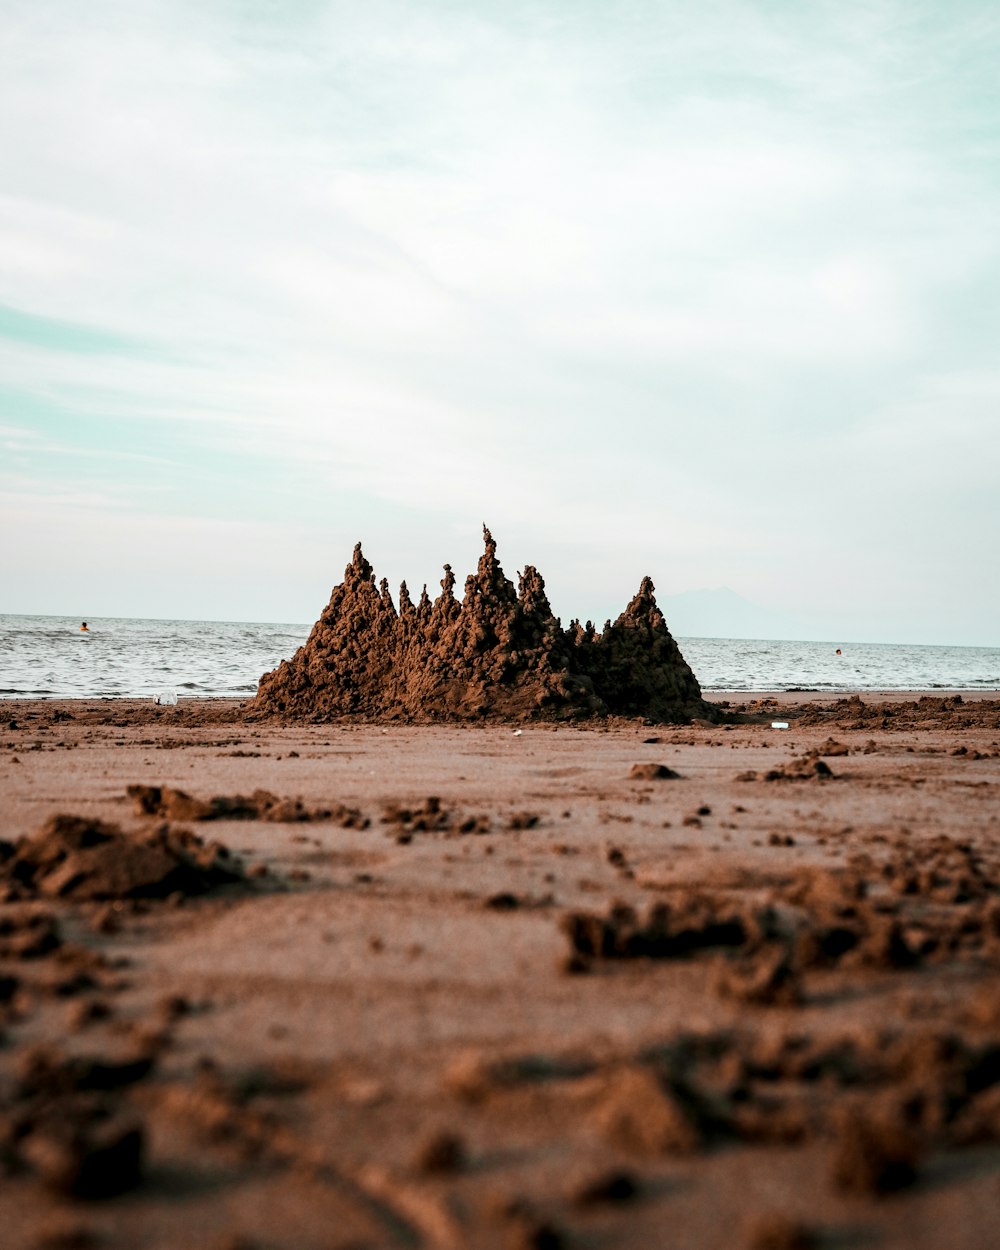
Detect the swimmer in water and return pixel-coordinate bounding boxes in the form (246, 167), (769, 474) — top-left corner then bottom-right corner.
(80, 622), (89, 632)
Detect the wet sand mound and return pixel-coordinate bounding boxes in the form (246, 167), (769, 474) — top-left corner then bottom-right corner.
(0, 815), (244, 902)
(251, 527), (715, 724)
(793, 694), (1000, 731)
(126, 784), (369, 827)
(561, 836), (1000, 987)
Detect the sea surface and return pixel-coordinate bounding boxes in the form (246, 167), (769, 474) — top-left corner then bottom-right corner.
(0, 614), (997, 700)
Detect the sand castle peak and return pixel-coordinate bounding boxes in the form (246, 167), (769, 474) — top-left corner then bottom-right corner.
(347, 541), (373, 583)
(619, 574), (664, 629)
(463, 524), (518, 612)
(378, 578), (396, 615)
(252, 530), (715, 723)
(517, 565), (552, 618)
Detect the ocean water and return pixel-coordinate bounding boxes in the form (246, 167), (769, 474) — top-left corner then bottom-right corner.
(0, 614), (997, 700)
(0, 615), (308, 700)
(681, 636), (999, 693)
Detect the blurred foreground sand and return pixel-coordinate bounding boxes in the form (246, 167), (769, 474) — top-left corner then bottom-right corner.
(1, 695), (999, 1250)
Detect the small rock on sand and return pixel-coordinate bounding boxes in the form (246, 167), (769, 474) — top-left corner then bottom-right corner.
(830, 1104), (921, 1194)
(414, 1130), (466, 1174)
(571, 1168), (639, 1206)
(594, 1065), (704, 1155)
(629, 763), (682, 780)
(22, 1114), (145, 1199)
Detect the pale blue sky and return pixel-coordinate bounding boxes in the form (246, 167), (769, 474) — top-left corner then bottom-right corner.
(2, 1), (998, 644)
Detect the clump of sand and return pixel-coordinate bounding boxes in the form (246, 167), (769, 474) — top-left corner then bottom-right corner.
(0, 814), (244, 902)
(252, 527), (714, 724)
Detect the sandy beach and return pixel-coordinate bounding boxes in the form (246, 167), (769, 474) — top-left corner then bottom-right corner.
(2, 693), (1000, 1249)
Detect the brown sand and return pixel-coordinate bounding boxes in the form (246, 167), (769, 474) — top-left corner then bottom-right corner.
(1, 693), (1000, 1248)
(251, 529), (714, 724)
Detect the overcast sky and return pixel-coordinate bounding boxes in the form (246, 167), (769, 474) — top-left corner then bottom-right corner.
(2, 1), (998, 645)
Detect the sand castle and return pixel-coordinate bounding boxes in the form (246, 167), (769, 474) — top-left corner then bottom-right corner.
(252, 528), (717, 723)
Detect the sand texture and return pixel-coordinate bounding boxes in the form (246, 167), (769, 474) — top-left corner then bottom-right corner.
(252, 529), (714, 724)
(1, 693), (1000, 1248)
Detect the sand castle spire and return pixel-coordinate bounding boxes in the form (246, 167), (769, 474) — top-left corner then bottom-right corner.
(576, 571), (703, 720)
(517, 564), (552, 618)
(619, 574), (665, 631)
(464, 522), (517, 611)
(348, 542), (373, 583)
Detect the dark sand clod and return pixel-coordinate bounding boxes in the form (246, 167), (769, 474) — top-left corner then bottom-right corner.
(1, 693), (999, 1248)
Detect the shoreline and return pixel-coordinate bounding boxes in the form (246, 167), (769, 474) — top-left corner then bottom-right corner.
(1, 687), (998, 713)
(704, 688), (1000, 703)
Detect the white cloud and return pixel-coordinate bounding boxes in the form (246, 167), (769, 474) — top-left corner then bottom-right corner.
(1, 1), (999, 643)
